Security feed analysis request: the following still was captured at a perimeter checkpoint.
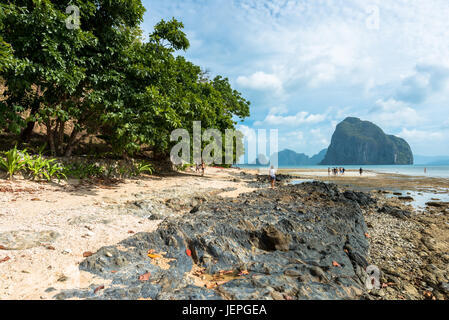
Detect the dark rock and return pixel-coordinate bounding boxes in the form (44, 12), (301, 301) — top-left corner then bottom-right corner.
(426, 202), (449, 208)
(379, 205), (412, 219)
(58, 182), (370, 300)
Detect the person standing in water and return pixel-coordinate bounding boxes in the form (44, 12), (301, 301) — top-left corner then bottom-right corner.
(269, 166), (276, 188)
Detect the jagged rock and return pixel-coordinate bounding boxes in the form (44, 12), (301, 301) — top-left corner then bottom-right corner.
(378, 205), (412, 219)
(426, 202), (449, 208)
(57, 182), (372, 300)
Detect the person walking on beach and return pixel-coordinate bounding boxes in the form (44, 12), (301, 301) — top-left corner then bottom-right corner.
(328, 168), (331, 176)
(359, 167), (363, 176)
(201, 159), (205, 176)
(269, 166), (276, 188)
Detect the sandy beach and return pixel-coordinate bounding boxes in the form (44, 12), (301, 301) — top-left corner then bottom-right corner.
(0, 168), (255, 300)
(1, 167), (448, 300)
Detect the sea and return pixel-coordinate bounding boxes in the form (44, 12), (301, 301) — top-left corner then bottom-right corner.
(236, 164), (449, 178)
(236, 164), (449, 210)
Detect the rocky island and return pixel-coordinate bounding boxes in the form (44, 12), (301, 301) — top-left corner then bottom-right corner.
(321, 117), (414, 165)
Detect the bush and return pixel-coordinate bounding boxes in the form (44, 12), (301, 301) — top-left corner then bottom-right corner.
(0, 146), (28, 180)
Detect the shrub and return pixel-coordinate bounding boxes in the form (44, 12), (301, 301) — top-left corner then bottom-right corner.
(0, 146), (28, 180)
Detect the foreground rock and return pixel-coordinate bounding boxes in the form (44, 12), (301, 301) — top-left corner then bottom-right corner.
(55, 182), (374, 300)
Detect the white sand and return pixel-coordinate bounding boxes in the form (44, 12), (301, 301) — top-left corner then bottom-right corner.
(0, 167), (255, 300)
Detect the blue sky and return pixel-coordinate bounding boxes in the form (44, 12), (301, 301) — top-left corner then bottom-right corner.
(141, 0), (449, 157)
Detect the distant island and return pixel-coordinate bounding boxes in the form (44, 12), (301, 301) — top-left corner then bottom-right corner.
(320, 117), (414, 165)
(254, 149), (327, 166)
(273, 149), (327, 166)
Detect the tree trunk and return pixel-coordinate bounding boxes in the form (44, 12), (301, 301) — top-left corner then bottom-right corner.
(64, 128), (80, 157)
(46, 120), (56, 156)
(57, 120), (65, 155)
(20, 86), (42, 142)
(20, 102), (39, 142)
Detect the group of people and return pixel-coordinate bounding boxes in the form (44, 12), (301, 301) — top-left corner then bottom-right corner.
(327, 167), (364, 176)
(328, 167), (346, 176)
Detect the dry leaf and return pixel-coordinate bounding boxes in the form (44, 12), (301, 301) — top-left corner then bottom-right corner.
(238, 270), (249, 276)
(128, 231), (135, 234)
(332, 261), (341, 267)
(31, 198), (41, 201)
(205, 283), (216, 289)
(94, 285), (105, 294)
(0, 256), (11, 263)
(147, 249), (155, 254)
(46, 246), (56, 250)
(83, 251), (93, 258)
(365, 233), (371, 239)
(0, 245), (7, 250)
(138, 272), (151, 281)
(111, 270), (118, 274)
(148, 253), (162, 259)
(186, 249), (192, 257)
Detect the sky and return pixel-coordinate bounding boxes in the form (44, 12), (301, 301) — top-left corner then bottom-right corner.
(140, 0), (449, 157)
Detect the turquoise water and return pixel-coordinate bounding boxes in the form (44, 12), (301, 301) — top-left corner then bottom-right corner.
(237, 164), (449, 178)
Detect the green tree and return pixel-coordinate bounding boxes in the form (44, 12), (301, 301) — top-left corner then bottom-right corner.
(0, 1), (250, 163)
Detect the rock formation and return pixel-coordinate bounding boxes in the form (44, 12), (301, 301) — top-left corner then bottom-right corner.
(320, 117), (413, 165)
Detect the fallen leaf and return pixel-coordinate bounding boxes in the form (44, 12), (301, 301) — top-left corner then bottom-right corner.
(0, 256), (11, 263)
(128, 231), (135, 234)
(238, 270), (249, 276)
(0, 245), (7, 250)
(31, 198), (41, 201)
(111, 271), (118, 274)
(46, 246), (56, 250)
(344, 249), (349, 254)
(205, 283), (216, 289)
(147, 249), (155, 254)
(148, 253), (162, 259)
(94, 285), (105, 294)
(138, 272), (151, 281)
(332, 261), (341, 267)
(365, 233), (371, 239)
(83, 251), (93, 258)
(216, 281), (228, 286)
(186, 249), (192, 257)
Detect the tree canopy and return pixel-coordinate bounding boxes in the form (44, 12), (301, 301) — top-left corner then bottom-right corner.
(0, 0), (250, 162)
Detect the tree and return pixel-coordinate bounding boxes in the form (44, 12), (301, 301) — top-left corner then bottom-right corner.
(0, 0), (145, 155)
(0, 0), (250, 163)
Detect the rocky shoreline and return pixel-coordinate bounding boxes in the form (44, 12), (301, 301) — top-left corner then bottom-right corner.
(51, 173), (449, 300)
(1, 169), (447, 300)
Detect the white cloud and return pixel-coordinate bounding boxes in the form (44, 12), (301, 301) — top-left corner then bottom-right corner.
(236, 71), (283, 94)
(142, 0), (449, 156)
(255, 111), (327, 127)
(367, 99), (421, 128)
(398, 128), (444, 143)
